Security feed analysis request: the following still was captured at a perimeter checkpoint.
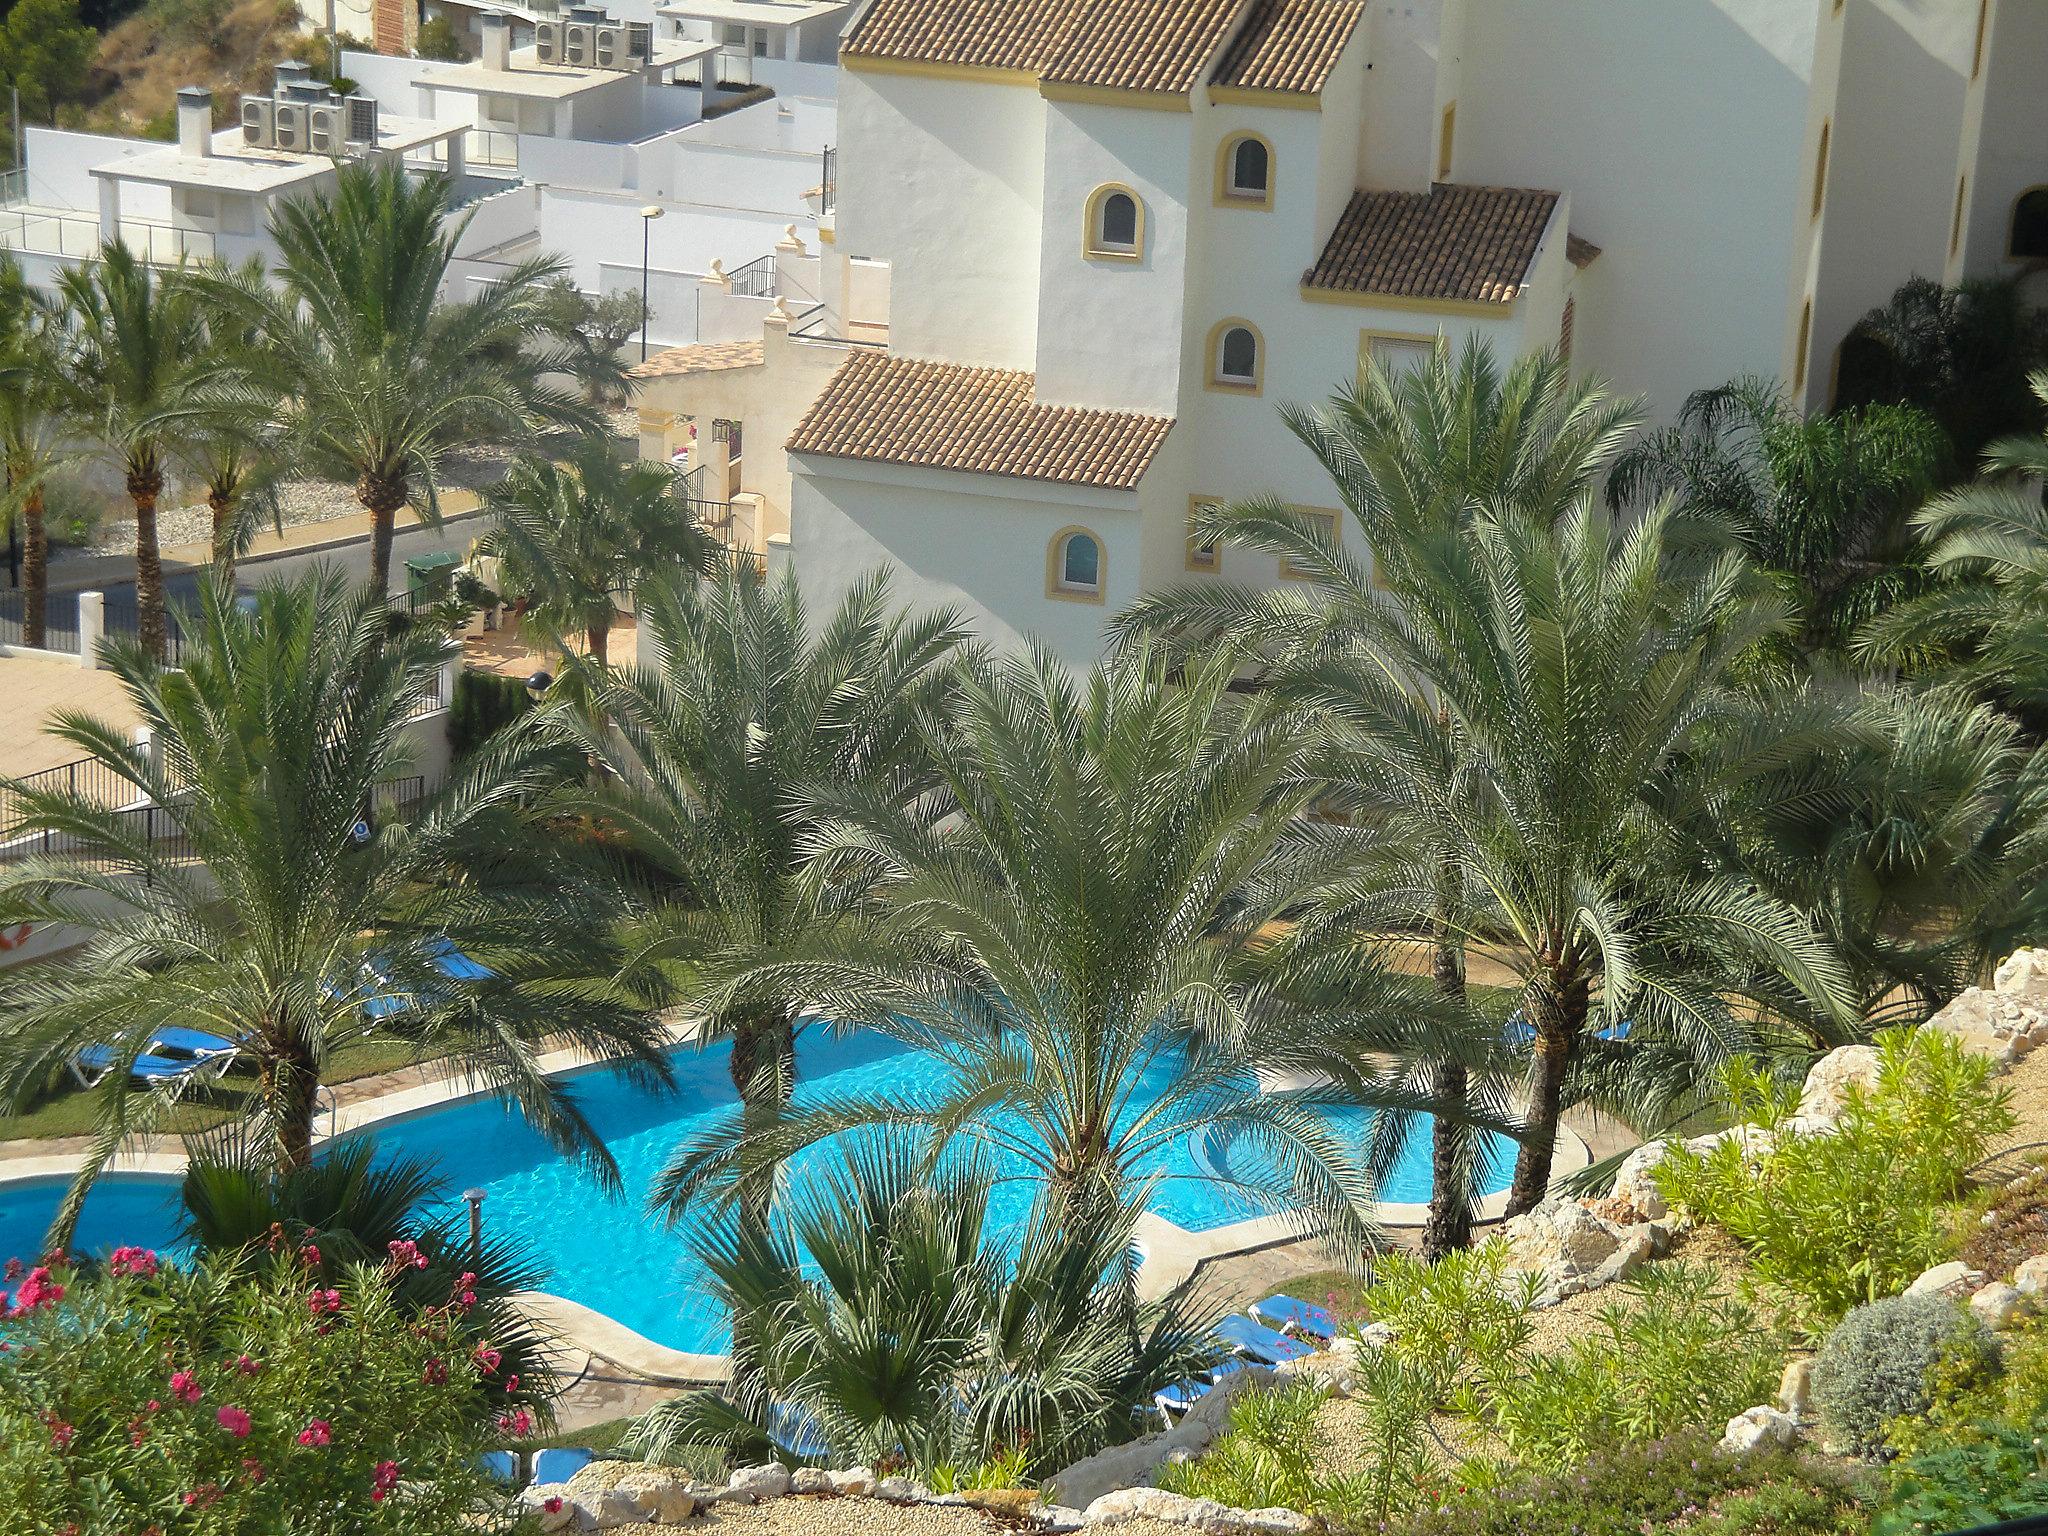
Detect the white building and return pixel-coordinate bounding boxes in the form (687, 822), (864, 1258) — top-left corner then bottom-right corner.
(629, 0), (2048, 669)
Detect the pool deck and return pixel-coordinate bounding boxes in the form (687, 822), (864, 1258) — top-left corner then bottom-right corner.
(0, 1027), (1596, 1392)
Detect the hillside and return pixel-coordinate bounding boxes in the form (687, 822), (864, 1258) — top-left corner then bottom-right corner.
(81, 0), (317, 139)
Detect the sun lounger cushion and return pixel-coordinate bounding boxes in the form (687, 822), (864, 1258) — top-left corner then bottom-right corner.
(1250, 1294), (1336, 1340)
(1213, 1314), (1312, 1364)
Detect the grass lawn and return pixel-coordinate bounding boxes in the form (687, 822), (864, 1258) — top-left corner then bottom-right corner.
(0, 1038), (439, 1142)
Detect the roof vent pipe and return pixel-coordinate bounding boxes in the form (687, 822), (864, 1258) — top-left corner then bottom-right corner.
(480, 14), (511, 70)
(176, 86), (214, 158)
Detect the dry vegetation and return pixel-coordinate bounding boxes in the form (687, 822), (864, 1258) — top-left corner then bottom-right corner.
(79, 0), (314, 140)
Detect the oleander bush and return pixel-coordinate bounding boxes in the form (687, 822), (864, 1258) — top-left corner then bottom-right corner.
(0, 1248), (526, 1534)
(1811, 1292), (1994, 1459)
(1653, 1028), (2014, 1321)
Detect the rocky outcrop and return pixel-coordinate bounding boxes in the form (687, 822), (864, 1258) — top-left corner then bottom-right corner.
(1922, 949), (2048, 1068)
(1971, 1280), (2027, 1330)
(1905, 1260), (1986, 1300)
(1043, 1364), (1272, 1511)
(1080, 1488), (1315, 1533)
(1797, 1044), (1880, 1121)
(1492, 1196), (1672, 1306)
(1719, 1405), (1799, 1455)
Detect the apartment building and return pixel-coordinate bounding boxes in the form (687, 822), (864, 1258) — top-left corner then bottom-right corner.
(630, 0), (2042, 666)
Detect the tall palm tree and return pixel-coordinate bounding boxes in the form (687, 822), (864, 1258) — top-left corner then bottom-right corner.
(550, 562), (967, 1148)
(0, 568), (672, 1240)
(199, 160), (594, 595)
(1117, 341), (1640, 1252)
(1865, 372), (2048, 712)
(185, 257), (281, 584)
(479, 438), (716, 666)
(51, 243), (210, 660)
(0, 254), (67, 650)
(654, 641), (1464, 1249)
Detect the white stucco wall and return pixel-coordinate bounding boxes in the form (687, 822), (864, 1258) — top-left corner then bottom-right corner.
(789, 455), (1142, 671)
(22, 129), (174, 218)
(836, 68), (1046, 369)
(1357, 0), (1449, 193)
(1451, 0), (1819, 420)
(1950, 0), (2048, 288)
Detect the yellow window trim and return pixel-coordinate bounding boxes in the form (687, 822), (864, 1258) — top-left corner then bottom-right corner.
(1301, 284), (1516, 318)
(1437, 101), (1456, 180)
(1084, 182), (1147, 264)
(1811, 119), (1830, 220)
(1213, 131), (1276, 210)
(1972, 0), (1990, 80)
(841, 54), (1041, 88)
(1357, 327), (1445, 392)
(1280, 505), (1343, 582)
(1205, 317), (1265, 397)
(1186, 494), (1223, 574)
(1952, 173), (1969, 258)
(1045, 525), (1108, 605)
(1041, 80), (1190, 113)
(1208, 85), (1318, 111)
(1793, 297), (1812, 392)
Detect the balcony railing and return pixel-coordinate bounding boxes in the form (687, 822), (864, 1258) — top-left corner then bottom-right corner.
(0, 208), (215, 266)
(726, 253), (777, 299)
(820, 146), (837, 215)
(462, 128), (520, 169)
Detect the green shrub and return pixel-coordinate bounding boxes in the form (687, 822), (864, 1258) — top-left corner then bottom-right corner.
(1482, 1264), (1786, 1472)
(1653, 1027), (2014, 1321)
(1811, 1292), (1993, 1458)
(1156, 1379), (1400, 1524)
(1359, 1240), (1539, 1389)
(416, 14), (468, 61)
(1389, 1429), (1870, 1536)
(447, 667), (531, 760)
(1877, 1423), (2048, 1535)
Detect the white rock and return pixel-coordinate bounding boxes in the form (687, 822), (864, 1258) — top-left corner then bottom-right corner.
(1906, 1261), (1986, 1299)
(875, 1476), (932, 1502)
(1927, 988), (2029, 1068)
(1355, 1322), (1394, 1350)
(1797, 1045), (1881, 1123)
(1499, 1197), (1622, 1284)
(1778, 1358), (1813, 1420)
(1081, 1488), (1226, 1526)
(1225, 1510), (1317, 1534)
(1719, 1405), (1799, 1455)
(828, 1466), (875, 1497)
(790, 1467), (835, 1495)
(596, 1484), (659, 1526)
(2013, 1255), (2048, 1297)
(1972, 1280), (2027, 1330)
(1034, 1505), (1087, 1532)
(1995, 949), (2048, 1010)
(722, 1463), (793, 1503)
(614, 1470), (700, 1524)
(1610, 1141), (1672, 1220)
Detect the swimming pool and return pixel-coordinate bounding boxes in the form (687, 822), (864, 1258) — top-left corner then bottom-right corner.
(0, 1028), (1512, 1354)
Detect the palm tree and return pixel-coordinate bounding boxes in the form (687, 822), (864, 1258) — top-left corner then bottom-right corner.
(1865, 372), (2048, 712)
(633, 1139), (1217, 1478)
(1608, 375), (1947, 660)
(185, 257), (281, 583)
(1117, 341), (1640, 1253)
(550, 562), (966, 1149)
(51, 243), (210, 660)
(198, 159), (594, 595)
(479, 438), (716, 666)
(0, 567), (673, 1240)
(653, 640), (1462, 1249)
(0, 255), (67, 650)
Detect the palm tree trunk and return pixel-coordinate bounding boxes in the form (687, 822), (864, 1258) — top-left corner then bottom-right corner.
(209, 486), (237, 583)
(128, 466), (166, 663)
(1504, 966), (1589, 1216)
(728, 1006), (796, 1222)
(357, 471), (408, 596)
(19, 483), (46, 651)
(1422, 934), (1472, 1260)
(586, 618), (610, 666)
(257, 1049), (321, 1172)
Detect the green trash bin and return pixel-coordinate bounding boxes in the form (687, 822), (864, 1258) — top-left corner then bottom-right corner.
(405, 552), (461, 597)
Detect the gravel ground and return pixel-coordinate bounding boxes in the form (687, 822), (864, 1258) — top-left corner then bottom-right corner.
(1987, 1042), (2048, 1160)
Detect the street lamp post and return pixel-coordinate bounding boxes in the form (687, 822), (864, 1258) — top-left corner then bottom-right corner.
(639, 204), (664, 362)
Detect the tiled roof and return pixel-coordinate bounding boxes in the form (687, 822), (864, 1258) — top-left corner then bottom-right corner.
(785, 352), (1174, 490)
(1566, 232), (1602, 269)
(1209, 0), (1362, 95)
(1304, 184), (1561, 305)
(630, 340), (766, 379)
(843, 0), (1250, 95)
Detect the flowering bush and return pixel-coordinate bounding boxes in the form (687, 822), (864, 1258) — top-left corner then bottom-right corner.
(0, 1246), (529, 1534)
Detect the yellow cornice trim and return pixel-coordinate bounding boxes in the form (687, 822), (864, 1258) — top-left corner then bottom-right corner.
(1040, 80), (1190, 113)
(1208, 85), (1319, 111)
(842, 53), (1041, 88)
(1298, 283), (1518, 318)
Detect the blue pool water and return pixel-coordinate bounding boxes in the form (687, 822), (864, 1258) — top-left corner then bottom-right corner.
(0, 1029), (1510, 1353)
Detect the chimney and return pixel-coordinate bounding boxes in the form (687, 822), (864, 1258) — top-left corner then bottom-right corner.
(480, 13), (511, 69)
(176, 86), (213, 158)
(274, 60), (313, 94)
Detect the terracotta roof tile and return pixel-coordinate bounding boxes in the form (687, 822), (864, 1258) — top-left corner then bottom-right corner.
(1304, 184), (1561, 305)
(630, 340), (766, 380)
(1566, 232), (1602, 269)
(844, 0), (1250, 95)
(786, 352), (1173, 490)
(1209, 0), (1361, 95)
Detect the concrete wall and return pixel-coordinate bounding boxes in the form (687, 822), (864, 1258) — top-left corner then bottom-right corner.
(22, 129), (173, 218)
(1950, 0), (2048, 292)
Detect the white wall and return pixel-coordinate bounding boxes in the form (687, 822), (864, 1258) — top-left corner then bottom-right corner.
(340, 49), (432, 113)
(1453, 0), (1819, 420)
(1952, 0), (2048, 287)
(1358, 0), (1449, 192)
(22, 129), (173, 219)
(789, 455), (1141, 671)
(837, 68), (1046, 369)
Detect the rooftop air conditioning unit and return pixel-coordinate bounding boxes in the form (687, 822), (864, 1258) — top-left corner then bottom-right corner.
(240, 96), (276, 150)
(272, 101), (309, 153)
(535, 18), (562, 63)
(625, 20), (653, 62)
(563, 20), (593, 64)
(308, 102), (345, 154)
(345, 94), (378, 146)
(594, 23), (621, 67)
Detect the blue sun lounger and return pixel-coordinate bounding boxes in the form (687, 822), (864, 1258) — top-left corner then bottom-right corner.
(478, 1450), (521, 1485)
(1214, 1314), (1313, 1365)
(767, 1402), (830, 1460)
(424, 937), (494, 982)
(1152, 1357), (1248, 1422)
(1505, 1014), (1632, 1046)
(1249, 1294), (1336, 1341)
(532, 1447), (594, 1485)
(145, 1027), (238, 1062)
(71, 1031), (239, 1090)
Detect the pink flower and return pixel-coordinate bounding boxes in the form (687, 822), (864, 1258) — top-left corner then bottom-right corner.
(216, 1406), (252, 1439)
(233, 1354), (261, 1376)
(543, 1497), (564, 1514)
(42, 1413), (74, 1452)
(241, 1458), (266, 1485)
(370, 1459), (401, 1503)
(3, 1257), (21, 1281)
(108, 1246), (159, 1279)
(181, 1484), (222, 1510)
(505, 1373), (520, 1393)
(301, 1243), (321, 1267)
(421, 1357), (448, 1386)
(297, 1419), (332, 1448)
(128, 1414), (151, 1448)
(495, 1408), (533, 1438)
(472, 1344), (501, 1376)
(307, 1287), (344, 1316)
(169, 1370), (203, 1404)
(459, 1289), (477, 1308)
(10, 1266), (64, 1314)
(385, 1239), (427, 1271)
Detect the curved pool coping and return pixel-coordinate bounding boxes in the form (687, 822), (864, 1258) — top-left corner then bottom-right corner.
(0, 1034), (1593, 1384)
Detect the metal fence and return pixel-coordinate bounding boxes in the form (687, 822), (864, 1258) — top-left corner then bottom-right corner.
(0, 751), (149, 842)
(0, 588), (81, 654)
(100, 601), (185, 666)
(726, 254), (778, 299)
(820, 146), (837, 214)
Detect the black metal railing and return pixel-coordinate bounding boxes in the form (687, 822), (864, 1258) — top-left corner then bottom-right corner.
(820, 145), (837, 214)
(99, 601), (184, 666)
(727, 254), (778, 299)
(0, 751), (149, 842)
(0, 588), (81, 654)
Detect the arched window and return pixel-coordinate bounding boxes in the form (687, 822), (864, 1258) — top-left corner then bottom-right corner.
(1207, 319), (1263, 393)
(2012, 188), (2048, 260)
(1047, 527), (1106, 601)
(1218, 134), (1273, 207)
(1085, 185), (1144, 260)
